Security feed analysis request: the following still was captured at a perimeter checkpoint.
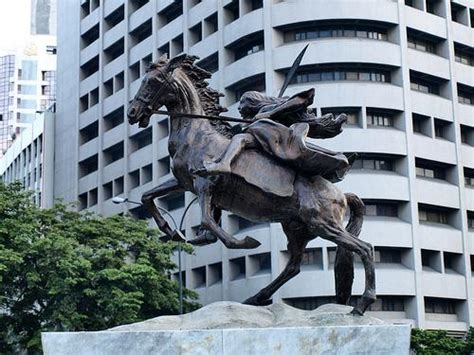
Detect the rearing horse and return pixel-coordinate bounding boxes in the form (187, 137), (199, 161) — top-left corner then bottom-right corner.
(127, 54), (376, 315)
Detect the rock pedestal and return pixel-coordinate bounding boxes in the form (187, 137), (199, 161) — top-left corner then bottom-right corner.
(42, 302), (411, 355)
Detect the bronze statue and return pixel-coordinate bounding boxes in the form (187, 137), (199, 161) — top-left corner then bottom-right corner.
(127, 54), (376, 315)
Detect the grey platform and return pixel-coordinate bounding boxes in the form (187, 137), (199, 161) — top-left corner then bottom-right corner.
(42, 302), (411, 355)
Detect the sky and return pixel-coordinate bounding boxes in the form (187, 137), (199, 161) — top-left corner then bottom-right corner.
(0, 0), (32, 55)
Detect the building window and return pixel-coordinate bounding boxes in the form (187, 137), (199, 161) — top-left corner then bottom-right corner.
(249, 252), (271, 275)
(189, 22), (202, 46)
(458, 83), (474, 105)
(367, 110), (394, 127)
(321, 107), (359, 126)
(80, 55), (99, 79)
(352, 156), (393, 171)
(364, 202), (398, 217)
(229, 257), (246, 280)
(158, 1), (183, 25)
(415, 158), (448, 180)
(196, 53), (218, 74)
(300, 248), (323, 268)
(103, 38), (124, 64)
(229, 74), (265, 102)
(464, 168), (474, 187)
(160, 193), (185, 211)
(103, 142), (124, 165)
(284, 24), (388, 43)
(103, 106), (124, 131)
(467, 211), (474, 229)
(418, 205), (449, 225)
(208, 262), (222, 285)
(454, 44), (473, 66)
(130, 19), (152, 46)
(367, 296), (405, 312)
(224, 0), (239, 24)
(374, 248), (402, 264)
(407, 35), (436, 54)
(424, 297), (456, 314)
(104, 5), (124, 30)
(129, 127), (152, 152)
(78, 154), (98, 177)
(294, 67), (390, 84)
(191, 266), (206, 288)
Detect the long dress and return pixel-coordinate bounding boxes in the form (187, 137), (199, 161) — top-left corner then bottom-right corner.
(239, 89), (350, 182)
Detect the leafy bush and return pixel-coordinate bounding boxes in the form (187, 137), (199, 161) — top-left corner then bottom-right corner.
(0, 182), (198, 353)
(411, 327), (474, 354)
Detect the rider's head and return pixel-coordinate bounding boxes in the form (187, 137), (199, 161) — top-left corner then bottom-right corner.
(238, 91), (280, 119)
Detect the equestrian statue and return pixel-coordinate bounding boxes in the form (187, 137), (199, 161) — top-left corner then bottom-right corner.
(127, 53), (376, 315)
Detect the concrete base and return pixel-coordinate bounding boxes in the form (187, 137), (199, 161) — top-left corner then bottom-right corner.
(42, 302), (411, 354)
(42, 324), (410, 355)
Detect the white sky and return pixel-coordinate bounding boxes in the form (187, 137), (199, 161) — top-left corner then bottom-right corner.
(0, 0), (32, 55)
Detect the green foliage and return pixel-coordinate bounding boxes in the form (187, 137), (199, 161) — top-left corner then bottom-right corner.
(0, 182), (199, 354)
(411, 327), (474, 355)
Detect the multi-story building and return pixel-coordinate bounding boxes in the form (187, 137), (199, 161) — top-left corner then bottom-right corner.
(0, 39), (57, 156)
(0, 107), (55, 207)
(56, 0), (474, 333)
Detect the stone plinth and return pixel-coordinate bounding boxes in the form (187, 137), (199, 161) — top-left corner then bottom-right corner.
(42, 302), (411, 355)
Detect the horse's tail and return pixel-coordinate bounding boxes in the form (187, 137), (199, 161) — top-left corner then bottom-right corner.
(334, 192), (365, 305)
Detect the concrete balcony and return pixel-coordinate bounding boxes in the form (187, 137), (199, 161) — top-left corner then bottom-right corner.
(129, 145), (153, 172)
(156, 17), (184, 48)
(274, 39), (401, 70)
(223, 51), (265, 88)
(189, 32), (218, 60)
(286, 82), (404, 112)
(464, 187), (474, 211)
(103, 54), (126, 82)
(103, 20), (126, 50)
(224, 9), (264, 47)
(452, 22), (474, 47)
(78, 171), (98, 194)
(414, 178), (460, 209)
(80, 39), (100, 67)
(272, 0), (398, 28)
(103, 123), (125, 150)
(404, 7), (447, 39)
(461, 144), (474, 168)
(458, 102), (474, 127)
(454, 62), (474, 87)
(321, 125), (407, 155)
(79, 71), (99, 97)
(78, 137), (99, 162)
(129, 2), (152, 31)
(103, 89), (125, 116)
(104, 0), (124, 17)
(412, 134), (456, 164)
(421, 272), (467, 299)
(129, 36), (153, 65)
(339, 171), (410, 202)
(188, 0), (218, 26)
(103, 158), (125, 179)
(417, 223), (463, 253)
(407, 49), (450, 80)
(361, 218), (413, 248)
(80, 7), (100, 35)
(410, 90), (453, 123)
(79, 105), (99, 130)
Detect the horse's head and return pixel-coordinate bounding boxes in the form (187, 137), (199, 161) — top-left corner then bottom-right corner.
(127, 54), (188, 128)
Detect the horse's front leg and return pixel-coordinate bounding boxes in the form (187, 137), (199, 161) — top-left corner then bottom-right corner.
(195, 178), (261, 249)
(141, 177), (185, 242)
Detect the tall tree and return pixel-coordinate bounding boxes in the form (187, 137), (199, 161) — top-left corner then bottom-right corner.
(0, 182), (198, 354)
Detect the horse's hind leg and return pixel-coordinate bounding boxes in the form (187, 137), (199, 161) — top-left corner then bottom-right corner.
(243, 223), (309, 306)
(318, 222), (376, 315)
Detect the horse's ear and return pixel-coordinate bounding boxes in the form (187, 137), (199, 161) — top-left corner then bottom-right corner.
(167, 53), (187, 71)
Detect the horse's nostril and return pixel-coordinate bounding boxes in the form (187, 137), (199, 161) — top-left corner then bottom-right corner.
(128, 107), (136, 116)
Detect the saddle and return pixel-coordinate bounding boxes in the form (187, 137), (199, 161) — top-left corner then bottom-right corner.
(231, 149), (296, 197)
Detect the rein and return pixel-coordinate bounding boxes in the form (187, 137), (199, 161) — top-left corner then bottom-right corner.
(152, 109), (255, 124)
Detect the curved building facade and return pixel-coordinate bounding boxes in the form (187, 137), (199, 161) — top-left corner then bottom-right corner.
(56, 0), (474, 332)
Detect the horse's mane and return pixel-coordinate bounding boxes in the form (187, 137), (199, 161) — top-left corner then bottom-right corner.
(177, 55), (233, 138)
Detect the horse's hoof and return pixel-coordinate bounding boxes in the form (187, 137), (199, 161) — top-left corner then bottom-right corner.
(243, 236), (261, 249)
(188, 231), (218, 246)
(243, 296), (272, 306)
(350, 307), (364, 316)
